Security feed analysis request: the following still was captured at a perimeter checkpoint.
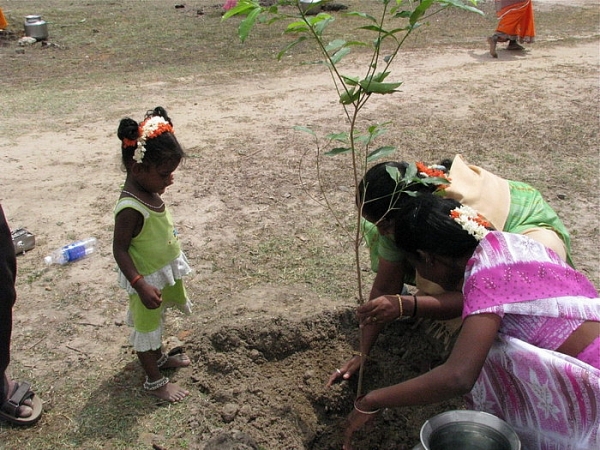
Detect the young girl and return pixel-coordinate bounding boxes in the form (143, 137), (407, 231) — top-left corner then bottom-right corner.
(114, 107), (192, 402)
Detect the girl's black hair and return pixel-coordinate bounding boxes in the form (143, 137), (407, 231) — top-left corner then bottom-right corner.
(117, 106), (185, 168)
(358, 161), (446, 222)
(393, 194), (480, 258)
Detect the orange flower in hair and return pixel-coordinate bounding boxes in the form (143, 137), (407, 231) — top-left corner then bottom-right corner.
(416, 162), (450, 190)
(130, 116), (175, 163)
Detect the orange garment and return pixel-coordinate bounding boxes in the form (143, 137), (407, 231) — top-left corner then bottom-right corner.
(0, 8), (8, 30)
(495, 0), (535, 43)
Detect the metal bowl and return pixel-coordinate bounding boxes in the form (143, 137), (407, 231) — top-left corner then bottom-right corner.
(299, 0), (322, 15)
(419, 410), (521, 450)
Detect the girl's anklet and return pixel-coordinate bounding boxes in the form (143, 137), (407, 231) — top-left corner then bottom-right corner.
(157, 353), (169, 368)
(144, 376), (169, 391)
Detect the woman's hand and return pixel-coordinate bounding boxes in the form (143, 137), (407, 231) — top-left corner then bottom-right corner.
(357, 295), (400, 327)
(326, 355), (362, 387)
(342, 396), (380, 449)
(136, 281), (163, 309)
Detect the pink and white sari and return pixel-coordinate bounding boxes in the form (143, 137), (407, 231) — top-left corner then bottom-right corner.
(462, 232), (600, 449)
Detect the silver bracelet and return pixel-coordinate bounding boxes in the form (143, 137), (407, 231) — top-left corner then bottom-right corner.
(354, 397), (381, 415)
(143, 376), (169, 391)
(157, 353), (169, 368)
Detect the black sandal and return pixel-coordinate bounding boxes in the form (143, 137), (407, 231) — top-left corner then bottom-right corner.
(0, 381), (43, 426)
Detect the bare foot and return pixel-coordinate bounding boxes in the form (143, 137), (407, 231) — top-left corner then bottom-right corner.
(487, 36), (498, 58)
(147, 381), (189, 402)
(161, 353), (191, 369)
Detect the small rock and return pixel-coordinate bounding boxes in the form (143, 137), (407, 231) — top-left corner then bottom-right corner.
(18, 36), (37, 46)
(221, 403), (239, 423)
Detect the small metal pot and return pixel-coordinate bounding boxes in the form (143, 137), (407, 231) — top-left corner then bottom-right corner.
(413, 410), (521, 450)
(24, 15), (48, 41)
(299, 0), (322, 15)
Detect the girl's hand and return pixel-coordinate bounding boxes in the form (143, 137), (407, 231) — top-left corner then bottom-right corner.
(357, 295), (399, 327)
(136, 281), (163, 309)
(326, 355), (361, 387)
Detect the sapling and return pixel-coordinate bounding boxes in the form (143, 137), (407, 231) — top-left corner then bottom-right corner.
(224, 0), (482, 396)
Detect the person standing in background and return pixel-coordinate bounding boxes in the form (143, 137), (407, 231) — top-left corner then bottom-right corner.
(487, 0), (535, 58)
(0, 205), (43, 426)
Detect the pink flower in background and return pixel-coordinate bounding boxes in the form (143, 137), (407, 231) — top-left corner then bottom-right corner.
(223, 0), (238, 10)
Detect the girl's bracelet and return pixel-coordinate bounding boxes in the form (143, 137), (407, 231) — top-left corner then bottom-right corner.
(395, 294), (404, 319)
(354, 395), (381, 415)
(130, 274), (144, 287)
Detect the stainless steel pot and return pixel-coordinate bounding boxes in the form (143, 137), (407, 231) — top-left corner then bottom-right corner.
(24, 15), (48, 41)
(413, 410), (521, 450)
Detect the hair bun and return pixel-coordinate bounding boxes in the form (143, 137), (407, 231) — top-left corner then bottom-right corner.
(117, 118), (140, 142)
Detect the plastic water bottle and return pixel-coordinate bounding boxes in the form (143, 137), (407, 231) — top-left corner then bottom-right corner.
(44, 237), (97, 265)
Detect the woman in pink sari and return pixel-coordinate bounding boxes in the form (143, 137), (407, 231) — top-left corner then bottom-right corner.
(342, 194), (599, 450)
(487, 0), (535, 58)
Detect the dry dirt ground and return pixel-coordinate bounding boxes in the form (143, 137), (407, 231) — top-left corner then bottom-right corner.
(0, 0), (599, 449)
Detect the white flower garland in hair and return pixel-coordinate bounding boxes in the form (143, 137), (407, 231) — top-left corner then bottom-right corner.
(132, 116), (174, 164)
(450, 205), (491, 241)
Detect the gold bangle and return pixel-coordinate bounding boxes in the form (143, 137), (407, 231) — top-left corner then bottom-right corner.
(395, 294), (404, 319)
(354, 395), (381, 415)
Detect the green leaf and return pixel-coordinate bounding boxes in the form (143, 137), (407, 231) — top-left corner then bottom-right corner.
(326, 132), (349, 142)
(339, 88), (360, 104)
(410, 0), (435, 26)
(386, 166), (401, 182)
(404, 163), (418, 180)
(324, 147), (352, 156)
(222, 1), (259, 20)
(341, 75), (360, 86)
(372, 71), (391, 82)
(367, 146), (396, 162)
(312, 15), (334, 35)
(285, 20), (311, 33)
(346, 11), (378, 23)
(439, 0), (483, 15)
(359, 80), (402, 94)
(359, 25), (386, 33)
(277, 36), (307, 60)
(293, 125), (316, 136)
(325, 39), (346, 53)
(330, 47), (351, 64)
(238, 7), (262, 42)
(419, 176), (450, 186)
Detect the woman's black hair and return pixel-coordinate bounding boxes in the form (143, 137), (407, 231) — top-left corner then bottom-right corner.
(358, 161), (441, 222)
(117, 106), (185, 168)
(393, 194), (480, 258)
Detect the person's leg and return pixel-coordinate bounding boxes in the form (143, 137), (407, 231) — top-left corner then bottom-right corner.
(137, 349), (189, 402)
(0, 206), (39, 422)
(0, 205), (16, 403)
(507, 39), (525, 50)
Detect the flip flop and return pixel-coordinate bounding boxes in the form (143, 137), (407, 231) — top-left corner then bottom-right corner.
(168, 346), (185, 357)
(0, 381), (43, 426)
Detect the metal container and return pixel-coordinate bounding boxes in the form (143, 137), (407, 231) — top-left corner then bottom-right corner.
(11, 228), (36, 255)
(413, 410), (521, 450)
(24, 15), (48, 41)
(299, 0), (322, 15)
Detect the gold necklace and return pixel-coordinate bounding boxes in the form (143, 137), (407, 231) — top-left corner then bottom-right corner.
(121, 190), (165, 210)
